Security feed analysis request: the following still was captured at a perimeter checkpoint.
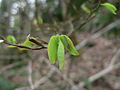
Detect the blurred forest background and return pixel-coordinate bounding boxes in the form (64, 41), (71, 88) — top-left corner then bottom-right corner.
(0, 0), (120, 90)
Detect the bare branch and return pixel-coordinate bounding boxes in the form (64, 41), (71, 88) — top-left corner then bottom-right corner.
(28, 61), (34, 90)
(43, 57), (79, 90)
(78, 48), (120, 88)
(4, 42), (47, 50)
(76, 19), (120, 50)
(0, 61), (25, 75)
(34, 67), (55, 89)
(109, 49), (120, 65)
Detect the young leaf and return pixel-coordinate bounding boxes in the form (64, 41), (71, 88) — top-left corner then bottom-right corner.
(48, 35), (59, 64)
(60, 35), (79, 55)
(17, 39), (35, 50)
(101, 3), (117, 14)
(57, 39), (64, 70)
(7, 35), (16, 44)
(22, 39), (34, 47)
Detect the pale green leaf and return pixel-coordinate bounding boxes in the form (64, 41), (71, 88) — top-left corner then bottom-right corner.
(60, 35), (79, 55)
(57, 39), (64, 70)
(101, 3), (117, 14)
(48, 35), (59, 64)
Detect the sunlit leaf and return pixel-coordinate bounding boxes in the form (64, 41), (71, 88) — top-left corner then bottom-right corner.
(60, 35), (79, 55)
(7, 35), (16, 44)
(48, 35), (59, 64)
(57, 39), (64, 70)
(101, 3), (117, 14)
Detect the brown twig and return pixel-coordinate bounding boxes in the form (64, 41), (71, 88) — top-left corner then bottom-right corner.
(4, 42), (47, 50)
(28, 36), (48, 47)
(0, 35), (47, 50)
(0, 61), (25, 75)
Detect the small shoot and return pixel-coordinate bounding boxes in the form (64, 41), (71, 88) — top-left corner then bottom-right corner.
(48, 35), (79, 70)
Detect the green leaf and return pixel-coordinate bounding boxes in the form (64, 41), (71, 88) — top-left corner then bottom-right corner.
(7, 35), (16, 44)
(18, 39), (35, 50)
(48, 35), (59, 64)
(57, 39), (64, 70)
(101, 3), (117, 14)
(22, 39), (34, 47)
(60, 35), (79, 55)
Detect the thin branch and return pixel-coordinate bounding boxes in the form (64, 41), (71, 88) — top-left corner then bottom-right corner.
(76, 19), (120, 50)
(75, 14), (96, 31)
(28, 60), (34, 90)
(0, 61), (25, 75)
(43, 57), (79, 90)
(69, 0), (101, 36)
(78, 48), (120, 88)
(0, 35), (47, 50)
(34, 67), (55, 89)
(4, 42), (47, 50)
(28, 37), (47, 47)
(109, 49), (120, 65)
